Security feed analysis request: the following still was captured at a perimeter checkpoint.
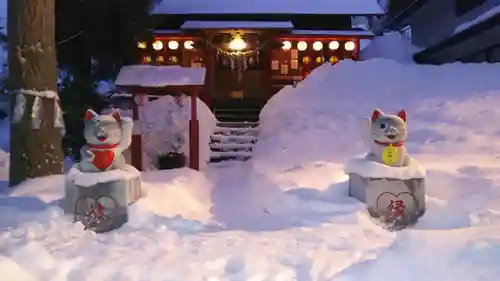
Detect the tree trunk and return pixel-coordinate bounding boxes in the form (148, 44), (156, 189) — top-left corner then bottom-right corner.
(8, 0), (65, 186)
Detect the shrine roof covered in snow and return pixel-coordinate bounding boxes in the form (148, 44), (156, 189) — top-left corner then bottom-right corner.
(114, 65), (206, 95)
(291, 29), (375, 37)
(151, 0), (384, 15)
(180, 21), (294, 30)
(115, 65), (206, 87)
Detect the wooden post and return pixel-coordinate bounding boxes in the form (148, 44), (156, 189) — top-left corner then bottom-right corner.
(203, 46), (215, 111)
(131, 96), (143, 171)
(262, 38), (273, 101)
(189, 90), (200, 170)
(354, 39), (360, 60)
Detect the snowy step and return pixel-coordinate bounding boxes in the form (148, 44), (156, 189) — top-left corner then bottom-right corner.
(214, 126), (259, 134)
(216, 121), (259, 128)
(215, 108), (261, 113)
(209, 155), (251, 163)
(216, 114), (259, 122)
(210, 134), (257, 142)
(210, 143), (254, 150)
(210, 151), (253, 158)
(213, 131), (257, 137)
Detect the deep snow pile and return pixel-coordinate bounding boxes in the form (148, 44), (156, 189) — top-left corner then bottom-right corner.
(2, 60), (500, 280)
(255, 59), (500, 173)
(360, 32), (421, 63)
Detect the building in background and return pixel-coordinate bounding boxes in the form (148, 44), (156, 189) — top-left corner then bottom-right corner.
(381, 0), (500, 64)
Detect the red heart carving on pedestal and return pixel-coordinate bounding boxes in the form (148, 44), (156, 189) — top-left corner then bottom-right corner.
(376, 192), (417, 217)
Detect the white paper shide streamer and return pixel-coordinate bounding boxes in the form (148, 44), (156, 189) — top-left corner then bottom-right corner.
(31, 96), (42, 129)
(11, 89), (66, 132)
(54, 99), (65, 128)
(12, 93), (26, 123)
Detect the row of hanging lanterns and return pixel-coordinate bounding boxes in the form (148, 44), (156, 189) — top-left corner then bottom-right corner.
(282, 40), (356, 52)
(137, 40), (196, 51)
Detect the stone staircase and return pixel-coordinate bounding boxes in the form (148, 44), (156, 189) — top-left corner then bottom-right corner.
(212, 99), (263, 123)
(209, 121), (259, 163)
(209, 99), (264, 163)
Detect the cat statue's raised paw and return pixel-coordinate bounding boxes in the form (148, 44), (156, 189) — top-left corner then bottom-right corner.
(78, 109), (133, 173)
(364, 108), (410, 167)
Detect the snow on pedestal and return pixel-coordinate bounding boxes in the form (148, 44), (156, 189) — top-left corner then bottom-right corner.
(344, 156), (426, 228)
(62, 164), (143, 233)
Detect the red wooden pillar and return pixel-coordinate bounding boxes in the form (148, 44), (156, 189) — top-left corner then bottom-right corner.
(189, 90), (200, 170)
(262, 40), (273, 100)
(202, 46), (215, 110)
(131, 95), (143, 171)
(354, 38), (360, 61)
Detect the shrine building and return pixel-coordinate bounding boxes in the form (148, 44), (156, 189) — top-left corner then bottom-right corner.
(114, 0), (384, 171)
(136, 0), (384, 113)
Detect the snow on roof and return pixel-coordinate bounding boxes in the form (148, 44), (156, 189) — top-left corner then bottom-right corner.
(152, 0), (384, 15)
(153, 29), (183, 35)
(455, 5), (500, 34)
(181, 21), (294, 29)
(115, 65), (206, 87)
(291, 29), (375, 37)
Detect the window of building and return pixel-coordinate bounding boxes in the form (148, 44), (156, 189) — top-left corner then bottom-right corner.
(487, 46), (500, 62)
(455, 0), (486, 16)
(400, 25), (412, 42)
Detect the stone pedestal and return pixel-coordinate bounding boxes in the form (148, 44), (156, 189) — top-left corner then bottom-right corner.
(62, 164), (143, 233)
(345, 156), (426, 229)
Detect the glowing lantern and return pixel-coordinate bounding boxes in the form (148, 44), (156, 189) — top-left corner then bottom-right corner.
(168, 41), (179, 50)
(297, 41), (307, 51)
(282, 41), (292, 50)
(345, 41), (356, 51)
(184, 40), (194, 50)
(329, 41), (339, 50)
(137, 41), (147, 49)
(152, 40), (163, 51)
(312, 41), (323, 51)
(229, 35), (247, 51)
(329, 56), (339, 64)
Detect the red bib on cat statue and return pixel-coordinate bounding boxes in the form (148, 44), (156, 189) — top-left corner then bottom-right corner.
(88, 143), (118, 171)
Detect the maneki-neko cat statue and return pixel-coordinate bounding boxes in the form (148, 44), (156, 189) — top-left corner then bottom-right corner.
(344, 108), (426, 230)
(62, 109), (143, 233)
(79, 109), (132, 172)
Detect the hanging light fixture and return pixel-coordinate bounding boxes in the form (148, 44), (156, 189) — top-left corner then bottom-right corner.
(184, 40), (195, 50)
(312, 41), (323, 51)
(282, 41), (292, 50)
(297, 41), (307, 51)
(329, 41), (340, 50)
(152, 40), (163, 51)
(137, 41), (147, 49)
(229, 34), (247, 51)
(168, 40), (179, 50)
(344, 41), (356, 51)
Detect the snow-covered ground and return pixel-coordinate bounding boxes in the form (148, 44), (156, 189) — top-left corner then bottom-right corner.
(2, 58), (500, 280)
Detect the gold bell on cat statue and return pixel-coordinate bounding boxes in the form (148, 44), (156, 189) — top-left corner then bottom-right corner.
(382, 144), (399, 166)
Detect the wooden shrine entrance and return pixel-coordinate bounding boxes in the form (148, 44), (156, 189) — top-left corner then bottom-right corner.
(114, 65), (206, 171)
(212, 48), (269, 122)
